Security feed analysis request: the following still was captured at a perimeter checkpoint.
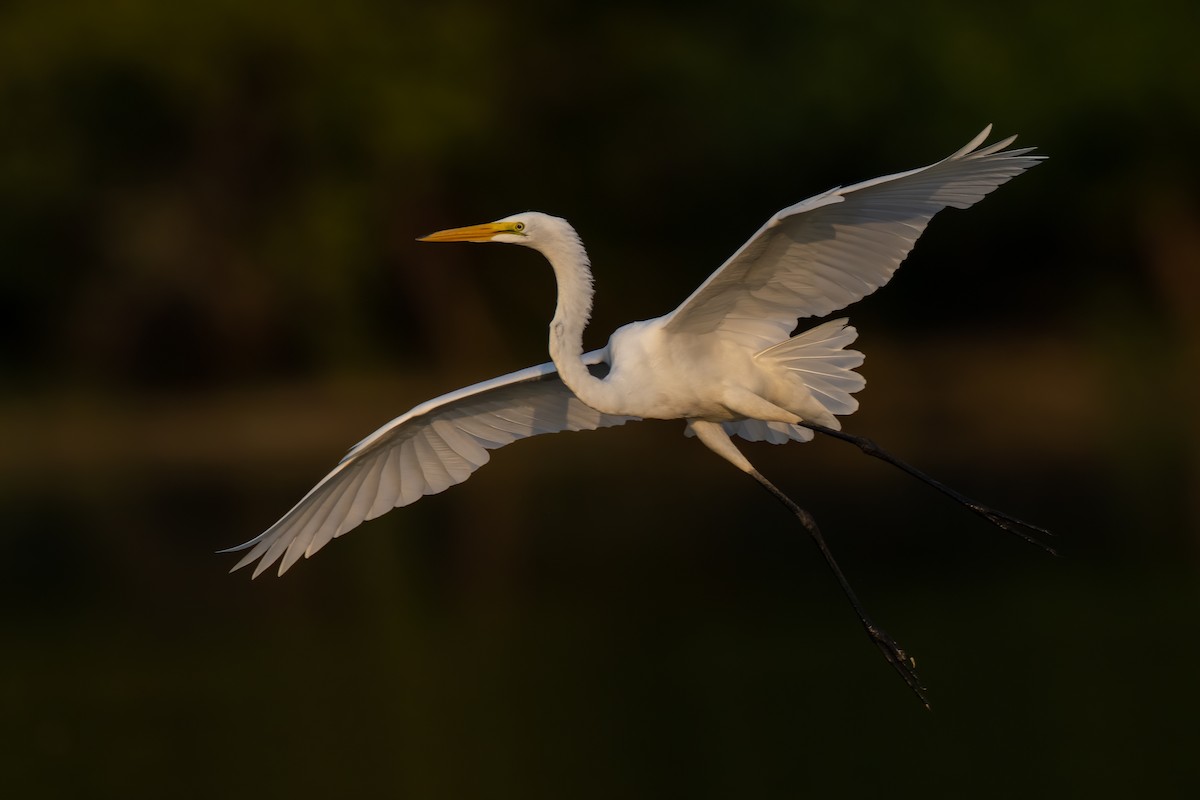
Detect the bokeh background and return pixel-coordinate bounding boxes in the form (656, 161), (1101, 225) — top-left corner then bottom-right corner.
(4, 0), (1199, 796)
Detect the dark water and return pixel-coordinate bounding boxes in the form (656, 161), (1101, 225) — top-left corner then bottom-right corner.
(4, 379), (1197, 798)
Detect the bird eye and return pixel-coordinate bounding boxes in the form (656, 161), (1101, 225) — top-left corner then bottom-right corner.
(513, 222), (526, 232)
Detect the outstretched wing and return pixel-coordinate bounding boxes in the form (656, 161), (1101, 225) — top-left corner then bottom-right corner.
(222, 351), (636, 578)
(662, 126), (1043, 348)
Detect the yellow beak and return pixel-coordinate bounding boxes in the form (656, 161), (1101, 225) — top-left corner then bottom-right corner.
(417, 222), (515, 243)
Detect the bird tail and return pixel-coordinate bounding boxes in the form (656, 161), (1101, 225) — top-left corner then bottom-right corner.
(755, 318), (866, 418)
(693, 318), (865, 446)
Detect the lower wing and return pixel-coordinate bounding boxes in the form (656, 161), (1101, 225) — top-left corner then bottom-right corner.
(222, 351), (637, 578)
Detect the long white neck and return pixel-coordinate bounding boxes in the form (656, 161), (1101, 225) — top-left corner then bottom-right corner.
(536, 225), (621, 414)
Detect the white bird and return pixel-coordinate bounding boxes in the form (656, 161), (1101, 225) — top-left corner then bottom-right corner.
(223, 126), (1047, 706)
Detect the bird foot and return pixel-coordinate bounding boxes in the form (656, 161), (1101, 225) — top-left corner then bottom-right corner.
(866, 623), (930, 710)
(968, 502), (1056, 556)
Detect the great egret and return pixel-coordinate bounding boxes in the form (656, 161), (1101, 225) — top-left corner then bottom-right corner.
(224, 126), (1047, 706)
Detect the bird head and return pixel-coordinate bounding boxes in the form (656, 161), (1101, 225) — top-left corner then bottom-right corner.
(418, 211), (569, 248)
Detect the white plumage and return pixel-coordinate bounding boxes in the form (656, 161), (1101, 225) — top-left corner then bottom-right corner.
(228, 357), (635, 577)
(224, 125), (1041, 581)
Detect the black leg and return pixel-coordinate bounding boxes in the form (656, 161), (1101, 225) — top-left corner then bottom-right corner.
(800, 422), (1055, 555)
(748, 468), (930, 710)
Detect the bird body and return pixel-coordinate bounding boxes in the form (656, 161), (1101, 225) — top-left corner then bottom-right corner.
(224, 126), (1047, 706)
(588, 315), (835, 426)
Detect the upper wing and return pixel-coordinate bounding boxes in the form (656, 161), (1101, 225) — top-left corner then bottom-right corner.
(222, 351), (636, 578)
(661, 126), (1043, 348)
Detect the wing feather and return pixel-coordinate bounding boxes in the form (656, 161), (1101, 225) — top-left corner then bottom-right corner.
(662, 126), (1043, 347)
(222, 352), (636, 577)
(346, 452), (386, 525)
(394, 445), (424, 506)
(412, 432), (455, 493)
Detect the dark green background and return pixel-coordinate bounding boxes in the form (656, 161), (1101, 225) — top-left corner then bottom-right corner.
(3, 1), (1198, 796)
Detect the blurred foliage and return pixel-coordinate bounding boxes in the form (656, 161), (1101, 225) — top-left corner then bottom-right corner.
(2, 0), (1200, 797)
(2, 0), (1197, 386)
